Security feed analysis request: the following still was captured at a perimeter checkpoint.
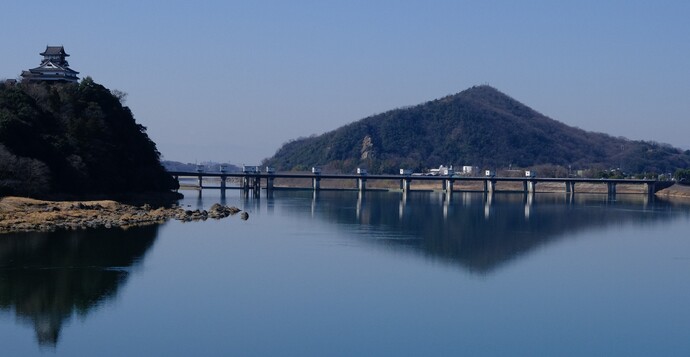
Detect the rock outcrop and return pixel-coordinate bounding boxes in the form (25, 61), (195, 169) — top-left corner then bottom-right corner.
(0, 197), (246, 233)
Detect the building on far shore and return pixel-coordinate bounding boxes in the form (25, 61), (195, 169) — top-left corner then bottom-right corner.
(21, 46), (79, 83)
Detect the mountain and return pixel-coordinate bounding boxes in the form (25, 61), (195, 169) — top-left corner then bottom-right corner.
(0, 78), (178, 197)
(264, 85), (690, 175)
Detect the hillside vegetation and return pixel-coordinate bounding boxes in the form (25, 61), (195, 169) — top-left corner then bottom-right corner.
(264, 86), (690, 175)
(0, 78), (177, 197)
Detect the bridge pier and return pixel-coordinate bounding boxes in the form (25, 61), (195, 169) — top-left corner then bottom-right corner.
(646, 182), (656, 196)
(444, 178), (454, 192)
(607, 182), (617, 196)
(400, 178), (411, 192)
(565, 181), (575, 194)
(220, 175), (226, 190)
(198, 175), (203, 189)
(358, 177), (367, 192)
(219, 175), (226, 199)
(312, 176), (321, 191)
(484, 179), (496, 193)
(266, 176), (274, 191)
(253, 176), (260, 197)
(242, 176), (260, 194)
(527, 180), (537, 193)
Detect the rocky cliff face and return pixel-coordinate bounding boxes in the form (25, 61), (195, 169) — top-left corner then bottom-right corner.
(360, 135), (374, 160)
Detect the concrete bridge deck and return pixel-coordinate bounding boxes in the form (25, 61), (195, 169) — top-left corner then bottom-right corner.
(169, 171), (663, 196)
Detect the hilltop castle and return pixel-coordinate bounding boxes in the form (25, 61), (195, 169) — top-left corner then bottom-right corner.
(21, 46), (79, 83)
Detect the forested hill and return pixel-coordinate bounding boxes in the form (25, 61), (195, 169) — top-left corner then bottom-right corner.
(0, 78), (177, 197)
(264, 85), (690, 175)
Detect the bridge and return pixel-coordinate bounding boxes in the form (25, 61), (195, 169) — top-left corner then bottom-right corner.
(168, 170), (663, 197)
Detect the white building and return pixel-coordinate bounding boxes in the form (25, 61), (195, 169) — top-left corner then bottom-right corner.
(462, 166), (480, 175)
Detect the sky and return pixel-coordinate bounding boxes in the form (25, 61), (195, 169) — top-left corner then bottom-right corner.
(2, 0), (689, 164)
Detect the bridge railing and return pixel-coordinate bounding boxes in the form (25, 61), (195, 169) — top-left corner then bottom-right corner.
(168, 170), (658, 195)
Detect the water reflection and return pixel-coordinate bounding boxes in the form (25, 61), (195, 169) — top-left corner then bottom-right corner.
(284, 191), (687, 274)
(0, 225), (159, 347)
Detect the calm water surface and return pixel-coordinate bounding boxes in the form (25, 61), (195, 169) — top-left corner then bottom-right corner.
(1, 189), (690, 356)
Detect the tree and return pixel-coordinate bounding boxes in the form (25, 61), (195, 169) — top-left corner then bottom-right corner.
(674, 169), (690, 184)
(0, 144), (51, 196)
(0, 79), (177, 197)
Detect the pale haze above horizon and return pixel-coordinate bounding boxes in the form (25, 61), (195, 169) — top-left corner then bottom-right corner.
(2, 1), (689, 165)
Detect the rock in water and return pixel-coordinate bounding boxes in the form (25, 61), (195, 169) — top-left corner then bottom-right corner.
(240, 212), (249, 220)
(208, 203), (241, 219)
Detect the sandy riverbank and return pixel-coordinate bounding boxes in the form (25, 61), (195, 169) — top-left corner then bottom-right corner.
(655, 183), (690, 199)
(266, 178), (651, 194)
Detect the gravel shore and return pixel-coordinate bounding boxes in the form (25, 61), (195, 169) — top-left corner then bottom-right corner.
(0, 197), (243, 234)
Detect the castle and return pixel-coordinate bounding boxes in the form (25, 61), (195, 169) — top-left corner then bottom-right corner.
(21, 46), (79, 83)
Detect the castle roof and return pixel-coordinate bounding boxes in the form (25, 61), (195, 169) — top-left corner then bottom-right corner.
(27, 61), (79, 75)
(40, 46), (69, 57)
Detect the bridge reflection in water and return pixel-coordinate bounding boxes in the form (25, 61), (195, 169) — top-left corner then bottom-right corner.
(254, 189), (680, 275)
(2, 188), (684, 350)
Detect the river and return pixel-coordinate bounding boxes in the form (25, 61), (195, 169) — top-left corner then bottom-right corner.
(1, 189), (690, 356)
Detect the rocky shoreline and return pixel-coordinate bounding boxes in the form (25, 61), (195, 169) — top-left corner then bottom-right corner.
(0, 197), (246, 234)
(2, 184), (687, 234)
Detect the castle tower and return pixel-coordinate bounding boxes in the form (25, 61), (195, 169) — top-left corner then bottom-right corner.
(21, 46), (79, 83)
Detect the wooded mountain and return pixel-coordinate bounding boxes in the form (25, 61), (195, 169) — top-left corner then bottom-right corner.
(0, 78), (177, 197)
(264, 85), (690, 175)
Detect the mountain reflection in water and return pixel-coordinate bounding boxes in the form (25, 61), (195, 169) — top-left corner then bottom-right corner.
(0, 225), (159, 347)
(289, 191), (685, 274)
(2, 190), (689, 354)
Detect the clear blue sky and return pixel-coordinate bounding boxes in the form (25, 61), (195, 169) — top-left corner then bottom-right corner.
(3, 0), (689, 164)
